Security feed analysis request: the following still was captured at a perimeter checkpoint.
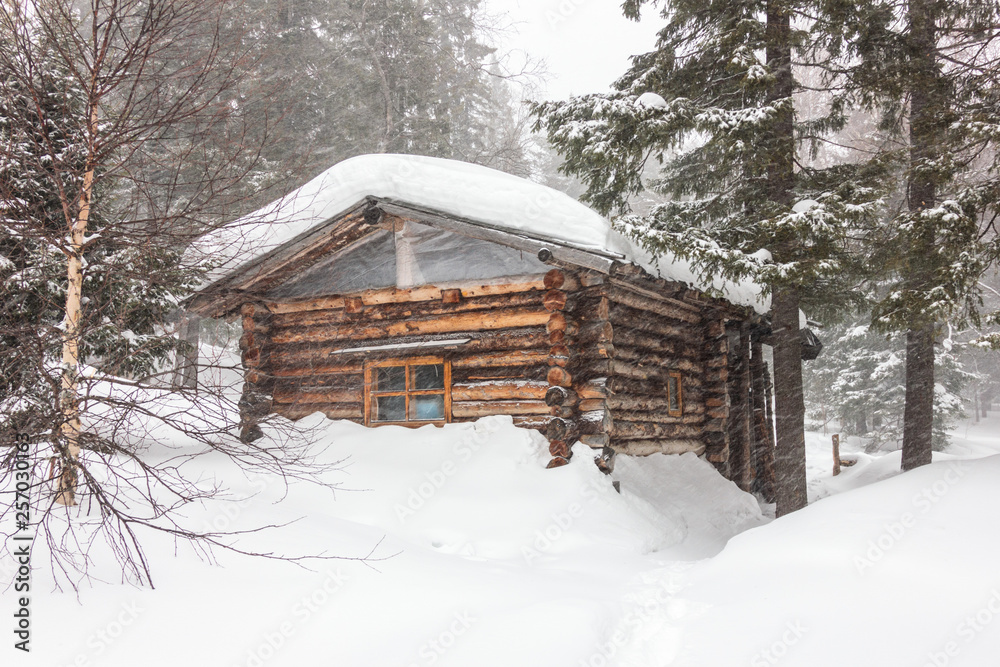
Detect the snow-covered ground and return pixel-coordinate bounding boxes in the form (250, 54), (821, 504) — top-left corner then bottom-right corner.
(3, 406), (999, 666)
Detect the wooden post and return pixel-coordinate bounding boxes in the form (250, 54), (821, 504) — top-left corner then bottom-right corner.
(726, 323), (753, 491)
(832, 434), (841, 477)
(172, 311), (201, 390)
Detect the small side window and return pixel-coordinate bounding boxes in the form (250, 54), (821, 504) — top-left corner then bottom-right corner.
(365, 357), (451, 426)
(667, 371), (683, 417)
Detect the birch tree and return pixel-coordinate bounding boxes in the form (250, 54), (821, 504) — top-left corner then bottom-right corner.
(0, 0), (345, 586)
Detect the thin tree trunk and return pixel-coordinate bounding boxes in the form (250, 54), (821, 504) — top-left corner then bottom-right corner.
(356, 4), (394, 152)
(766, 0), (807, 516)
(855, 412), (868, 435)
(902, 324), (935, 470)
(751, 341), (777, 503)
(56, 102), (98, 506)
(901, 0), (938, 472)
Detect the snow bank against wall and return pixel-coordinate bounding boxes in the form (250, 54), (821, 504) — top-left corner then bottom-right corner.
(1, 413), (766, 667)
(288, 414), (766, 562)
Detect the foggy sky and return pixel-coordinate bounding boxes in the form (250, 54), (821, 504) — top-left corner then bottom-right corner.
(482, 0), (659, 100)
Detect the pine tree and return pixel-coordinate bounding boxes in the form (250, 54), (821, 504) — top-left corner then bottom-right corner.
(814, 0), (1000, 469)
(237, 0), (531, 182)
(803, 319), (970, 450)
(532, 0), (885, 514)
(0, 3), (212, 505)
(0, 34), (73, 430)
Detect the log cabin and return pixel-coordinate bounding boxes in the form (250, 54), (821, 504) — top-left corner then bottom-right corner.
(186, 154), (791, 497)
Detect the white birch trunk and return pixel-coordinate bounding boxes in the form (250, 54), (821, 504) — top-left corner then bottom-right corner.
(55, 102), (98, 507)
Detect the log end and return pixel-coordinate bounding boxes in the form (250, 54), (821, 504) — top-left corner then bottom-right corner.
(545, 456), (570, 469)
(547, 366), (573, 388)
(545, 385), (569, 407)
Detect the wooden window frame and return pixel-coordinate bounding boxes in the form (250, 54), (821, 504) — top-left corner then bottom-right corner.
(364, 356), (452, 427)
(667, 371), (683, 417)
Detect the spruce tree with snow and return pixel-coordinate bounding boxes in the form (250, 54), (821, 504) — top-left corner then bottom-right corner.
(233, 0), (532, 183)
(0, 28), (188, 438)
(803, 320), (970, 451)
(813, 0), (1000, 470)
(0, 15), (193, 456)
(532, 0), (885, 515)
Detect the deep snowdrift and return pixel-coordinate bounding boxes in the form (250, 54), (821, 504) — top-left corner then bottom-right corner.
(2, 412), (999, 666)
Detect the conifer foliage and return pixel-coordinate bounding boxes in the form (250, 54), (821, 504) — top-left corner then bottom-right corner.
(241, 0), (531, 182)
(803, 321), (970, 450)
(0, 31), (195, 427)
(813, 0), (1000, 470)
(533, 0), (885, 515)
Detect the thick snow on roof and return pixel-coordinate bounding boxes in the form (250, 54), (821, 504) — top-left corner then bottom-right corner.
(192, 154), (768, 313)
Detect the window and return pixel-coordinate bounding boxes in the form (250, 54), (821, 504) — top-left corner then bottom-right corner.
(666, 371), (683, 417)
(364, 357), (451, 425)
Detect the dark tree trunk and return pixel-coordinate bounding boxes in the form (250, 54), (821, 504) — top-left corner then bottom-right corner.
(902, 324), (935, 469)
(855, 412), (868, 435)
(766, 1), (806, 516)
(772, 288), (808, 515)
(172, 312), (201, 390)
(901, 0), (940, 471)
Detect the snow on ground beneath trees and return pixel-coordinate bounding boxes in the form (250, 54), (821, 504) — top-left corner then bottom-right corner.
(3, 400), (1000, 666)
(190, 153), (769, 313)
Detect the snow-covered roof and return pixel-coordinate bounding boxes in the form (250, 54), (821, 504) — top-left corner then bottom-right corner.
(190, 154), (768, 313)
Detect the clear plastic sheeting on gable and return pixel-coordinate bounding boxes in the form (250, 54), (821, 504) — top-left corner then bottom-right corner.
(394, 220), (548, 288)
(266, 221), (549, 299)
(266, 231), (396, 299)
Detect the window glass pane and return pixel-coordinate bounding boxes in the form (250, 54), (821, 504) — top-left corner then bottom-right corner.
(375, 366), (406, 392)
(667, 375), (681, 412)
(409, 394), (445, 421)
(373, 395), (406, 422)
(411, 364), (444, 390)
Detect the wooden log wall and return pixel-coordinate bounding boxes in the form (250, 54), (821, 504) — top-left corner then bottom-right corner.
(540, 263), (732, 462)
(246, 278), (556, 431)
(235, 258), (766, 478)
(540, 268), (590, 467)
(701, 315), (731, 468)
(601, 278), (713, 458)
